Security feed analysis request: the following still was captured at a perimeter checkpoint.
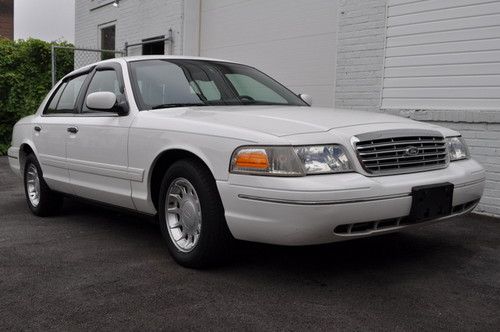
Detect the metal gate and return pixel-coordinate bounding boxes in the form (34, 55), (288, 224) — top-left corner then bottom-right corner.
(123, 29), (173, 56)
(51, 46), (125, 86)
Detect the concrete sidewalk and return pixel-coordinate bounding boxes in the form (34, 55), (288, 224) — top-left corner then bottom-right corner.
(0, 156), (499, 331)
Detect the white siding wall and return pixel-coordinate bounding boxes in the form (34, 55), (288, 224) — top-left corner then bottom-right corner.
(199, 0), (338, 107)
(337, 0), (500, 217)
(382, 0), (500, 110)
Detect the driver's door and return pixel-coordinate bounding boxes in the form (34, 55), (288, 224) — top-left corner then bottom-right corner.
(66, 63), (136, 209)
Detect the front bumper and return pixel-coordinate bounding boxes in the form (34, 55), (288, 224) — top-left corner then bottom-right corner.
(217, 159), (485, 245)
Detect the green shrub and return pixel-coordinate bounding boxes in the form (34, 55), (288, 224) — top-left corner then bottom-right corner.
(0, 38), (74, 155)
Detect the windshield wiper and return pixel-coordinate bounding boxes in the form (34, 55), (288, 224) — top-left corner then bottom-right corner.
(151, 103), (207, 109)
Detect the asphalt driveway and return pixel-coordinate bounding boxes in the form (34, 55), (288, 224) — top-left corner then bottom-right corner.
(0, 156), (499, 331)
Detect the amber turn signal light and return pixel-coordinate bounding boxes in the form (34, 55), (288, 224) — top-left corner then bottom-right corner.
(234, 150), (269, 170)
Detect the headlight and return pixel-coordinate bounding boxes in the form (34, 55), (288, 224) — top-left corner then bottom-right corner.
(294, 145), (352, 174)
(446, 136), (469, 161)
(230, 145), (353, 176)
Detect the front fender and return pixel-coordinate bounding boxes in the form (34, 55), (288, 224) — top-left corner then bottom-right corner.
(149, 144), (217, 180)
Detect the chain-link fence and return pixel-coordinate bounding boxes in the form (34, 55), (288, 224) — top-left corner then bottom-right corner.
(51, 46), (125, 86)
(51, 29), (173, 86)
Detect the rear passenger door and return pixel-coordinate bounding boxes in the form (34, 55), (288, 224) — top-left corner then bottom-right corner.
(33, 72), (89, 193)
(66, 63), (137, 209)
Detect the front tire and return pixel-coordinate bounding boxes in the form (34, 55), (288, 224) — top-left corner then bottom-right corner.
(158, 159), (233, 268)
(23, 154), (63, 216)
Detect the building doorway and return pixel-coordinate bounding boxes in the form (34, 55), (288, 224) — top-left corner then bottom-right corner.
(100, 24), (116, 60)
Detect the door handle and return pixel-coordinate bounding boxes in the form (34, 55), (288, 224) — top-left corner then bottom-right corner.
(67, 126), (79, 134)
(34, 125), (41, 132)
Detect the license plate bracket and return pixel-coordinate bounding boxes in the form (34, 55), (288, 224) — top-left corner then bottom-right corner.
(409, 182), (454, 222)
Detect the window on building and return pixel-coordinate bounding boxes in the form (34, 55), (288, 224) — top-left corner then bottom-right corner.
(142, 36), (165, 55)
(101, 25), (116, 60)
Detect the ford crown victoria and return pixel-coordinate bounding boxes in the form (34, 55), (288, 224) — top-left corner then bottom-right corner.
(8, 56), (485, 267)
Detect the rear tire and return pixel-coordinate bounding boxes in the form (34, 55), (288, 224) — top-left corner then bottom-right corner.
(158, 159), (234, 268)
(23, 154), (63, 216)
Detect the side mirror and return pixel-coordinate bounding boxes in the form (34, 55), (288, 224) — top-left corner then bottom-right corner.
(86, 91), (117, 111)
(86, 91), (129, 116)
(299, 93), (312, 106)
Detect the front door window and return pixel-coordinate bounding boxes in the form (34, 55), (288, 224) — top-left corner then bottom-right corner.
(82, 69), (120, 113)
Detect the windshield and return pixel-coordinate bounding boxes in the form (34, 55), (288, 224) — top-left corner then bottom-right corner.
(128, 59), (308, 110)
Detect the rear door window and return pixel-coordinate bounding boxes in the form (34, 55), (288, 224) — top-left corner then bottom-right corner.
(44, 82), (67, 114)
(45, 74), (88, 115)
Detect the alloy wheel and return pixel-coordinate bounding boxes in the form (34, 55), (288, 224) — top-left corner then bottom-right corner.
(26, 163), (41, 207)
(165, 177), (202, 252)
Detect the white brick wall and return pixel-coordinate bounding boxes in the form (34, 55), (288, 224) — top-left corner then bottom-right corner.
(335, 0), (386, 111)
(75, 0), (184, 61)
(335, 0), (500, 217)
(431, 121), (500, 216)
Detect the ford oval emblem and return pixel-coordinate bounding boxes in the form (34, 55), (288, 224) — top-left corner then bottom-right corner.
(405, 146), (419, 156)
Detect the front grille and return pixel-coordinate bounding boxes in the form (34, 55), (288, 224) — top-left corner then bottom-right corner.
(354, 132), (448, 175)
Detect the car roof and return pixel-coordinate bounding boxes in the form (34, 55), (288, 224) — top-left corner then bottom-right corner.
(61, 55), (238, 81)
(122, 55), (234, 63)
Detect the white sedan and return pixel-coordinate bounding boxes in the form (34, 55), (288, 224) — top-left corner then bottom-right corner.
(8, 56), (485, 268)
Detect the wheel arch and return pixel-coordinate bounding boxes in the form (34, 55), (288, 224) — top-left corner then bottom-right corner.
(148, 148), (217, 210)
(18, 141), (38, 175)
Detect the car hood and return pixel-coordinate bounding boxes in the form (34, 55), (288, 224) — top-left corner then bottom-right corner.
(149, 105), (418, 137)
